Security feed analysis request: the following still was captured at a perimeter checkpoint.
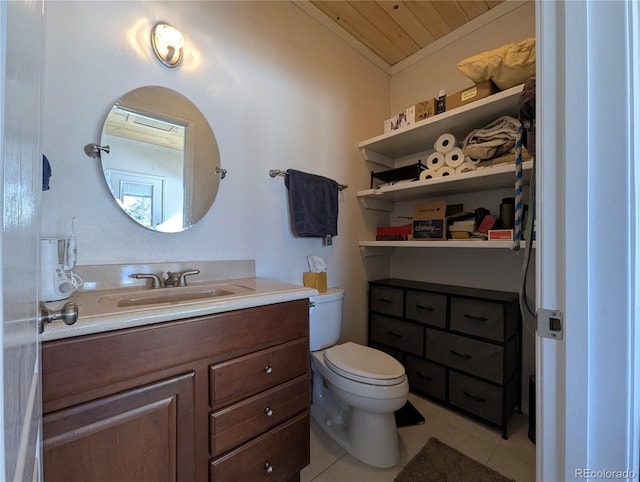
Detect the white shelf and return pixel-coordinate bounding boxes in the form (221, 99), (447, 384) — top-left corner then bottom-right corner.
(357, 160), (533, 208)
(359, 239), (536, 256)
(359, 84), (524, 165)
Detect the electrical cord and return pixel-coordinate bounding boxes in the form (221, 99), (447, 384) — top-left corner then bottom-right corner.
(519, 156), (537, 334)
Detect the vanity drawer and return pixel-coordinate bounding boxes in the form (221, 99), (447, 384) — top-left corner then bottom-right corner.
(209, 339), (308, 409)
(449, 371), (503, 426)
(370, 285), (404, 317)
(370, 314), (423, 357)
(405, 355), (446, 401)
(210, 375), (309, 457)
(210, 412), (310, 482)
(405, 290), (447, 328)
(450, 297), (505, 342)
(426, 330), (503, 384)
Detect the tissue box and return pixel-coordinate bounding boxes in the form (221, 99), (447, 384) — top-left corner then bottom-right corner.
(304, 272), (327, 293)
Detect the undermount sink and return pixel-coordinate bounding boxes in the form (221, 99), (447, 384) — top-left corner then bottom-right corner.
(116, 288), (234, 307)
(95, 282), (254, 310)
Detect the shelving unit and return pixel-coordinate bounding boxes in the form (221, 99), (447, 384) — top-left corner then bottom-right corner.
(357, 83), (531, 251)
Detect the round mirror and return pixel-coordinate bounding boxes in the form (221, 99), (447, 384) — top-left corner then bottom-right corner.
(100, 86), (221, 232)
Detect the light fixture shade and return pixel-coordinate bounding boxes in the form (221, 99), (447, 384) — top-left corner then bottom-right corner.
(151, 22), (184, 68)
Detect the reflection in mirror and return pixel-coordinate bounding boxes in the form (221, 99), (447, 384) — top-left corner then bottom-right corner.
(100, 86), (221, 232)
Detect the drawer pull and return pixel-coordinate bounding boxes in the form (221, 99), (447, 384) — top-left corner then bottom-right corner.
(449, 349), (472, 359)
(417, 372), (433, 381)
(464, 313), (488, 322)
(264, 365), (273, 374)
(463, 391), (487, 403)
(264, 407), (274, 417)
(387, 330), (403, 338)
(264, 462), (274, 473)
(416, 304), (434, 312)
(378, 298), (394, 304)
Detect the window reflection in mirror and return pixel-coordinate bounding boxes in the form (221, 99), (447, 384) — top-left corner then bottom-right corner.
(100, 86), (220, 233)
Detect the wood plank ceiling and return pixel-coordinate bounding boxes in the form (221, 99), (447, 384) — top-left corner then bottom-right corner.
(310, 1), (504, 66)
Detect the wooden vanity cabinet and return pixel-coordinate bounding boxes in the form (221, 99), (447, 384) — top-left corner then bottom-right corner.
(42, 299), (311, 482)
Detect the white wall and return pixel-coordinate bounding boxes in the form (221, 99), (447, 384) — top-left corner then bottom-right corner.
(41, 1), (390, 344)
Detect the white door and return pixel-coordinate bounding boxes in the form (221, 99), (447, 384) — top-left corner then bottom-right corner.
(537, 1), (640, 480)
(0, 0), (44, 480)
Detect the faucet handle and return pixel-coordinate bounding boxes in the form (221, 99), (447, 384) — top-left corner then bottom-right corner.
(130, 273), (163, 289)
(165, 269), (200, 287)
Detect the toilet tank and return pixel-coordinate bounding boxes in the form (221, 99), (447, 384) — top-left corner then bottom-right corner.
(309, 288), (344, 351)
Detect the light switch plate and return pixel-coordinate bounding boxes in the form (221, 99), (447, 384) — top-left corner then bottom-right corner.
(537, 308), (564, 340)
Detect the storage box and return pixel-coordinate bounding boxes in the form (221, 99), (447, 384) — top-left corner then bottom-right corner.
(406, 98), (437, 124)
(412, 202), (464, 240)
(488, 229), (514, 241)
(376, 224), (412, 241)
(446, 80), (499, 111)
(303, 272), (327, 293)
(383, 111), (408, 133)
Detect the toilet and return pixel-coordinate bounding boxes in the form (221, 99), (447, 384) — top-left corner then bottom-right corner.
(309, 288), (409, 468)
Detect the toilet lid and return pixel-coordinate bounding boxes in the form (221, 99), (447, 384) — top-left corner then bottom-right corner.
(323, 342), (406, 386)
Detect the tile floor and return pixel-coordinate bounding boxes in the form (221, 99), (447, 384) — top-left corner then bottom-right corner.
(301, 392), (536, 482)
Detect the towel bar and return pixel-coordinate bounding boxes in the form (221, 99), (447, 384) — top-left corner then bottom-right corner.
(269, 169), (347, 191)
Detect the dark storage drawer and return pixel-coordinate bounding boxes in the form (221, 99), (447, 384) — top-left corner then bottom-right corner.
(405, 290), (447, 328)
(450, 296), (505, 342)
(405, 355), (446, 401)
(370, 285), (404, 317)
(370, 314), (423, 356)
(426, 330), (503, 384)
(449, 371), (503, 426)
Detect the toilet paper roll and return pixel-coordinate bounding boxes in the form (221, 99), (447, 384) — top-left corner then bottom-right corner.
(444, 148), (465, 168)
(426, 152), (445, 171)
(455, 161), (477, 175)
(434, 133), (457, 154)
(419, 169), (439, 181)
(437, 166), (455, 177)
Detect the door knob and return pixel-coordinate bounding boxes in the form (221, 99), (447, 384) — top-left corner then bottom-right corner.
(39, 301), (78, 334)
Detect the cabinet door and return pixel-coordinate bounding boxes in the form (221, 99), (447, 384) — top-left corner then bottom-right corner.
(43, 372), (195, 482)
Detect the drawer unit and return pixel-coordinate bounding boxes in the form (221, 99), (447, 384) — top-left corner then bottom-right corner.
(210, 412), (310, 482)
(426, 330), (504, 384)
(405, 290), (447, 328)
(449, 371), (503, 425)
(405, 355), (446, 401)
(369, 285), (404, 317)
(370, 313), (423, 356)
(209, 339), (308, 409)
(368, 279), (521, 438)
(210, 376), (309, 457)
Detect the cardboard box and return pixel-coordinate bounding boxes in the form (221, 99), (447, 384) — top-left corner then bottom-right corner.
(406, 98), (437, 124)
(488, 229), (514, 241)
(412, 201), (464, 240)
(446, 80), (499, 111)
(303, 272), (327, 293)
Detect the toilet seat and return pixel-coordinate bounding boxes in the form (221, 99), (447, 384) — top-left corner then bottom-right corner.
(323, 342), (406, 386)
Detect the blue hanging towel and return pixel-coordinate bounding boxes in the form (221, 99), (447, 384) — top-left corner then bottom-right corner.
(285, 169), (338, 244)
(42, 154), (52, 191)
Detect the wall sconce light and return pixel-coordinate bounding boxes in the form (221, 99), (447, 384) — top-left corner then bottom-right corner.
(151, 22), (184, 68)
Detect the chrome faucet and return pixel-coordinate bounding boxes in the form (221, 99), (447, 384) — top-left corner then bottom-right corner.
(164, 269), (200, 287)
(129, 273), (164, 289)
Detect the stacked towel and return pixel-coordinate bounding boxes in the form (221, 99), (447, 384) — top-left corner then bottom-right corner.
(461, 116), (521, 160)
(285, 169), (338, 244)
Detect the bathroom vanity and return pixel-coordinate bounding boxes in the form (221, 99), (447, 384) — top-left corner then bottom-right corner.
(41, 265), (314, 482)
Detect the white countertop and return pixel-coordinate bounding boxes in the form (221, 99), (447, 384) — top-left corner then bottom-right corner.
(41, 277), (317, 342)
